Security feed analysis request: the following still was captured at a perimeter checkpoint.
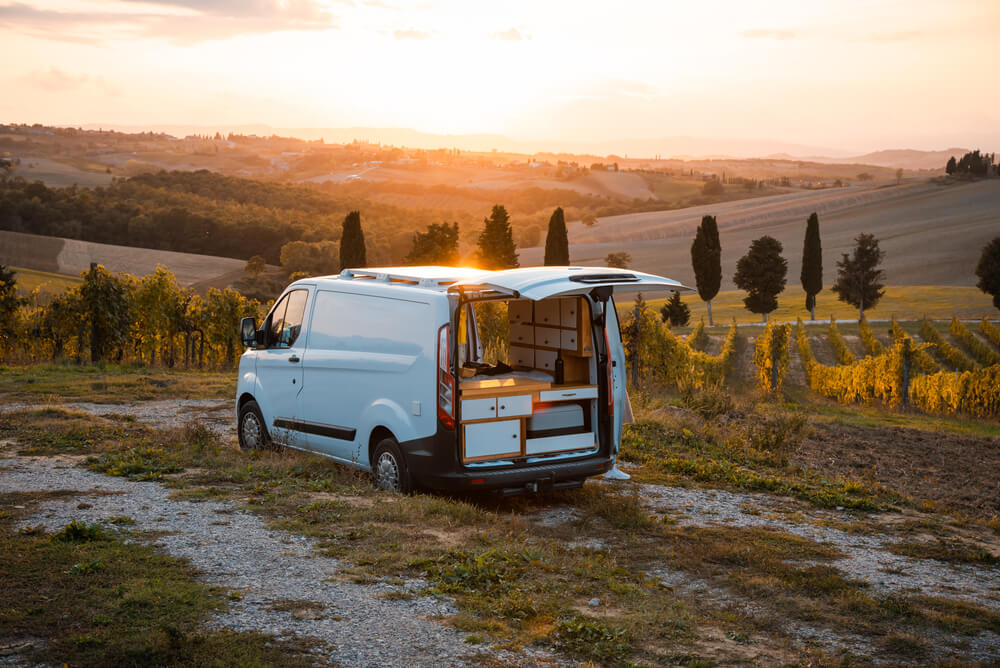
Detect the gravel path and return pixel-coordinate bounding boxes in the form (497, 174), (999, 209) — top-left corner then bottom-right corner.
(0, 454), (549, 667)
(2, 400), (236, 438)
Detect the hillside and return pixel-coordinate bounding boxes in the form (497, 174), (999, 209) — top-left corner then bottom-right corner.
(519, 179), (1000, 289)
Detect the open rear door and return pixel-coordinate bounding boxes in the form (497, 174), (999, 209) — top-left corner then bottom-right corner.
(450, 266), (692, 465)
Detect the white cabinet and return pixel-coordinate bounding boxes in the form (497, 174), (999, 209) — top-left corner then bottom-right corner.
(534, 300), (560, 325)
(464, 420), (521, 459)
(534, 326), (561, 349)
(461, 397), (497, 420)
(510, 345), (534, 367)
(535, 349), (558, 372)
(510, 323), (534, 345)
(560, 328), (578, 351)
(539, 386), (598, 402)
(497, 394), (532, 417)
(508, 300), (533, 324)
(560, 298), (578, 328)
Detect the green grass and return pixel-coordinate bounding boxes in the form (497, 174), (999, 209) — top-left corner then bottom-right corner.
(0, 363), (235, 402)
(634, 285), (997, 324)
(10, 266), (82, 298)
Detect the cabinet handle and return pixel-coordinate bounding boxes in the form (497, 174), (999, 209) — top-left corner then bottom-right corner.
(500, 405), (505, 410)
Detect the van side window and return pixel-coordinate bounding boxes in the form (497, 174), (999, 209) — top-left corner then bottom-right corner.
(267, 289), (308, 348)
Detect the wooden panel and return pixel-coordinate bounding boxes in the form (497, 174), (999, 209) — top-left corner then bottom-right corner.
(534, 325), (561, 349)
(525, 432), (595, 455)
(535, 348), (558, 372)
(538, 385), (598, 402)
(560, 298), (579, 328)
(461, 397), (496, 420)
(509, 323), (534, 346)
(497, 394), (532, 417)
(510, 345), (535, 368)
(534, 300), (560, 326)
(562, 354), (591, 384)
(508, 299), (533, 324)
(464, 420), (522, 460)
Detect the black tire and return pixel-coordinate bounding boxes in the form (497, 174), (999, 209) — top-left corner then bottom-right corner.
(371, 437), (412, 493)
(238, 400), (271, 452)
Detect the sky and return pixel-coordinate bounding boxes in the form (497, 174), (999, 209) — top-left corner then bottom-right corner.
(1, 0), (998, 155)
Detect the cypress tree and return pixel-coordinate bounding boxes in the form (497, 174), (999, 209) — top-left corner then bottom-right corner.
(339, 210), (367, 269)
(476, 205), (519, 270)
(690, 215), (721, 325)
(800, 212), (823, 321)
(832, 233), (886, 319)
(543, 207), (570, 266)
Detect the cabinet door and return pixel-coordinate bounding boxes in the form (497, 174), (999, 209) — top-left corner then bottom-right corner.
(534, 300), (560, 326)
(464, 420), (521, 460)
(509, 323), (534, 346)
(560, 328), (578, 352)
(534, 326), (561, 349)
(461, 397), (497, 420)
(510, 345), (534, 367)
(535, 349), (558, 372)
(497, 394), (532, 417)
(560, 298), (579, 328)
(508, 299), (533, 324)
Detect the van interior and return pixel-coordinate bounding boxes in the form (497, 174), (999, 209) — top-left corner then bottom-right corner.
(455, 296), (601, 465)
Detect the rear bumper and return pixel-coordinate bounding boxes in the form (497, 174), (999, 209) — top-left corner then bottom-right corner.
(400, 423), (611, 492)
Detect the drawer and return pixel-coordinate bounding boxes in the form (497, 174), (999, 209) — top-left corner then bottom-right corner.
(560, 328), (578, 351)
(534, 300), (560, 325)
(538, 386), (599, 402)
(508, 299), (533, 324)
(464, 420), (521, 460)
(461, 397), (496, 420)
(497, 394), (532, 417)
(560, 298), (579, 328)
(510, 345), (534, 368)
(534, 325), (561, 348)
(510, 323), (534, 345)
(535, 348), (558, 372)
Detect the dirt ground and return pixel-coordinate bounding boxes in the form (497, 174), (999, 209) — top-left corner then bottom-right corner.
(797, 421), (1000, 517)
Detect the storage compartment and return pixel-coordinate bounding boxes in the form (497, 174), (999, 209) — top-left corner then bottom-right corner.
(525, 432), (594, 455)
(528, 403), (584, 435)
(534, 326), (561, 349)
(510, 323), (534, 345)
(560, 328), (577, 351)
(508, 299), (533, 323)
(535, 349), (558, 372)
(464, 420), (521, 460)
(538, 386), (598, 402)
(510, 345), (534, 368)
(497, 394), (532, 417)
(560, 298), (578, 327)
(534, 300), (560, 325)
(461, 397), (497, 420)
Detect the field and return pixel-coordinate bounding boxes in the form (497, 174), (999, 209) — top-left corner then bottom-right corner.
(9, 266), (82, 297)
(0, 230), (248, 288)
(520, 178), (1000, 290)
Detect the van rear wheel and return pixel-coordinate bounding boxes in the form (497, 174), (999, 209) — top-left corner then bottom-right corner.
(372, 438), (412, 494)
(238, 400), (271, 452)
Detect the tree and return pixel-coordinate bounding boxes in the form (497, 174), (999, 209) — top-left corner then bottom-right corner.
(702, 179), (724, 196)
(605, 252), (631, 269)
(946, 156), (957, 175)
(832, 233), (886, 318)
(281, 241), (338, 277)
(800, 212), (823, 320)
(856, 172), (874, 181)
(404, 222), (459, 266)
(0, 264), (25, 355)
(975, 237), (1000, 311)
(581, 213), (598, 227)
(475, 205), (519, 270)
(245, 255), (266, 277)
(733, 236), (787, 323)
(690, 215), (721, 325)
(543, 207), (570, 265)
(895, 168), (903, 185)
(79, 264), (134, 363)
(339, 210), (367, 269)
(660, 290), (690, 326)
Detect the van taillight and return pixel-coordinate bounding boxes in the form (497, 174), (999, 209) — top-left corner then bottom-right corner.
(604, 326), (614, 417)
(437, 324), (455, 429)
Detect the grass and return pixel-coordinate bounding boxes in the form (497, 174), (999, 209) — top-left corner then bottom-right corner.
(633, 285), (998, 324)
(889, 538), (1000, 566)
(10, 266), (82, 298)
(0, 492), (314, 666)
(0, 363), (235, 402)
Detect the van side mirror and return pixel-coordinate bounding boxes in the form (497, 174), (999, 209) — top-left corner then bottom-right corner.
(240, 317), (258, 348)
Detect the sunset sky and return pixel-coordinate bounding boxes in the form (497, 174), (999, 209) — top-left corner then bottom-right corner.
(1, 0), (998, 155)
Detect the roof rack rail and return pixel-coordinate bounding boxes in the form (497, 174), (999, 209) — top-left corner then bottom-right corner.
(339, 268), (467, 289)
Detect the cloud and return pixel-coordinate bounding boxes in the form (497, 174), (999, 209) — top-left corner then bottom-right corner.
(863, 30), (922, 43)
(393, 28), (431, 40)
(18, 68), (122, 96)
(739, 28), (796, 40)
(490, 27), (524, 41)
(0, 0), (337, 43)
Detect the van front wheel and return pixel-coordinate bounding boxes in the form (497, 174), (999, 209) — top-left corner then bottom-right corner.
(372, 438), (412, 494)
(238, 400), (271, 452)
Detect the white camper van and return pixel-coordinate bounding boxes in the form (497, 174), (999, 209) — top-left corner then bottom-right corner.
(235, 266), (685, 494)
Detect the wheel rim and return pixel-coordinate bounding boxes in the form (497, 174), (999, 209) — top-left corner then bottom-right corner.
(241, 411), (263, 450)
(375, 452), (400, 492)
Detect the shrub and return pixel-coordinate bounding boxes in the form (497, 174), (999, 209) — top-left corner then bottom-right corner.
(950, 317), (999, 366)
(909, 364), (1000, 418)
(982, 319), (1000, 348)
(53, 521), (109, 542)
(753, 322), (790, 392)
(919, 318), (976, 372)
(685, 319), (706, 349)
(859, 315), (884, 356)
(891, 317), (938, 374)
(828, 318), (856, 365)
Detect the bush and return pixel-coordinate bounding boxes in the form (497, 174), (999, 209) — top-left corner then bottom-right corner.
(949, 317), (999, 366)
(909, 364), (1000, 418)
(891, 317), (938, 374)
(980, 319), (1000, 349)
(828, 318), (856, 365)
(919, 318), (976, 372)
(859, 315), (884, 355)
(753, 322), (790, 392)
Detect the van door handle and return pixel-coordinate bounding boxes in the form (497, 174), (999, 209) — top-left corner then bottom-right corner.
(288, 355), (300, 363)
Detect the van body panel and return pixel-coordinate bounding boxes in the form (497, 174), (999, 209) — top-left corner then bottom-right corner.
(449, 266), (689, 301)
